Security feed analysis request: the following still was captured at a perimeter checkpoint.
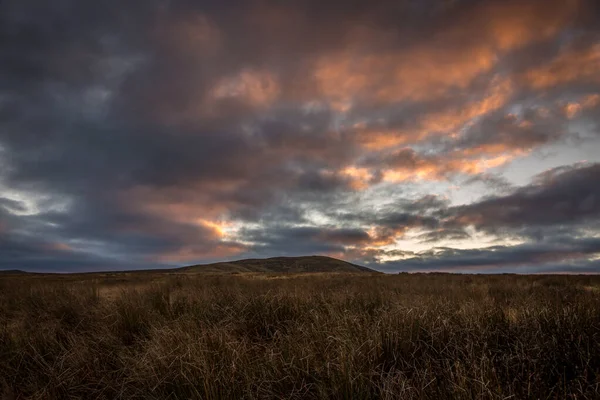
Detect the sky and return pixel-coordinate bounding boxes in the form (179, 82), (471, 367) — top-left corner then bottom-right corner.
(1, 0), (599, 273)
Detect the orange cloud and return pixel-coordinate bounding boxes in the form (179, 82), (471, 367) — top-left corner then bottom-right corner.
(158, 13), (222, 59)
(526, 43), (600, 89)
(379, 155), (510, 183)
(418, 76), (513, 133)
(481, 0), (579, 51)
(154, 242), (247, 263)
(354, 129), (411, 151)
(312, 0), (577, 110)
(366, 226), (407, 247)
(129, 195), (229, 225)
(313, 46), (496, 109)
(375, 47), (497, 104)
(120, 187), (248, 263)
(340, 166), (374, 190)
(117, 184), (244, 241)
(353, 76), (514, 150)
(196, 219), (236, 239)
(562, 94), (600, 118)
(342, 142), (525, 188)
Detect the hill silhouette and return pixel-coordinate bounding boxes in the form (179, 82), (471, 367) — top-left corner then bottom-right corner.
(179, 256), (379, 274)
(0, 270), (28, 275)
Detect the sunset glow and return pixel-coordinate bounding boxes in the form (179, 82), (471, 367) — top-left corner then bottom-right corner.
(0, 0), (599, 273)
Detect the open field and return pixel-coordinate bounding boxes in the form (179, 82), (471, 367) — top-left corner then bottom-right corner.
(1, 272), (600, 399)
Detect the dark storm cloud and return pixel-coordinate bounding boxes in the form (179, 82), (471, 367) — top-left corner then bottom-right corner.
(452, 108), (568, 153)
(0, 198), (27, 214)
(377, 237), (600, 273)
(416, 228), (471, 243)
(326, 196), (445, 234)
(336, 162), (600, 270)
(0, 202), (132, 272)
(0, 192), (247, 270)
(0, 0), (599, 271)
(448, 163), (600, 232)
(463, 173), (515, 193)
(239, 226), (369, 257)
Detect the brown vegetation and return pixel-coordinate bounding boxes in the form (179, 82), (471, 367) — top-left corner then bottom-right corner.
(1, 272), (600, 399)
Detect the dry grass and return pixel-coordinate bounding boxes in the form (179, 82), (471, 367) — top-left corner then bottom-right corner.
(1, 272), (600, 399)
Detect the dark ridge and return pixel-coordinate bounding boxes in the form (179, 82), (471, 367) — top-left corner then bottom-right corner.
(0, 270), (28, 275)
(179, 255), (380, 274)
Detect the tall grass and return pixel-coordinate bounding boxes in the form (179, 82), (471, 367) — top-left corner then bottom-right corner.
(1, 273), (599, 399)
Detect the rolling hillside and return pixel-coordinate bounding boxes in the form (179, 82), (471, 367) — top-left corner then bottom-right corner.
(179, 256), (379, 274)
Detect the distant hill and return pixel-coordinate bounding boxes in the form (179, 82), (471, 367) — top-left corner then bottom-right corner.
(179, 256), (379, 274)
(0, 269), (28, 275)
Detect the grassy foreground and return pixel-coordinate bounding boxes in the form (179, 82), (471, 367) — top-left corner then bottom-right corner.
(1, 272), (600, 399)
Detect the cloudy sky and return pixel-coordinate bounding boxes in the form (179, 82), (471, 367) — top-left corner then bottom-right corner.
(1, 0), (599, 273)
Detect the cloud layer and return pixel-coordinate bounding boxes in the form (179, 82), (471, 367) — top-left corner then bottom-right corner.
(1, 0), (599, 272)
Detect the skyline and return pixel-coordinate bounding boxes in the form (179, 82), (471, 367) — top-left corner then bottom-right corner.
(1, 0), (600, 273)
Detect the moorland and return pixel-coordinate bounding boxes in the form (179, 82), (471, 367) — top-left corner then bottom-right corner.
(1, 257), (599, 399)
